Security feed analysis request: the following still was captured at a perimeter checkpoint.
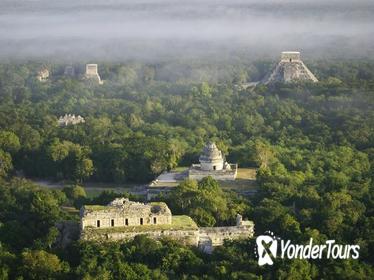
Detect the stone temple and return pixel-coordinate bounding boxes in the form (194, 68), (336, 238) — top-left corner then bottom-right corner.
(262, 51), (318, 84)
(188, 142), (237, 180)
(147, 142), (239, 199)
(64, 65), (76, 77)
(80, 198), (254, 253)
(57, 114), (85, 126)
(36, 68), (49, 82)
(84, 64), (103, 84)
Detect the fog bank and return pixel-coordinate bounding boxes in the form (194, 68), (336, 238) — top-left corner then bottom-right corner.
(1, 0), (373, 61)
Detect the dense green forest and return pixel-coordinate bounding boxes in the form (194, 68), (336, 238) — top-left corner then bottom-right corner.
(0, 59), (373, 279)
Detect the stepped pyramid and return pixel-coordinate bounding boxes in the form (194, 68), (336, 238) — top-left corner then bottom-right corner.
(262, 51), (318, 84)
(84, 64), (103, 85)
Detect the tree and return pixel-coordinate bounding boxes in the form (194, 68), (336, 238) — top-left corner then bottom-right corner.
(21, 250), (68, 280)
(254, 140), (275, 169)
(200, 82), (212, 97)
(275, 259), (317, 280)
(167, 177), (250, 226)
(47, 139), (93, 182)
(0, 150), (12, 177)
(63, 185), (87, 208)
(0, 244), (16, 280)
(0, 131), (20, 153)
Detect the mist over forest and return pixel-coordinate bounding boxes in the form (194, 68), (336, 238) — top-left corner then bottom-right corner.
(1, 0), (374, 61)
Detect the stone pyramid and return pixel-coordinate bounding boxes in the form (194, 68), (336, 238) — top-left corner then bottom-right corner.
(262, 51), (318, 84)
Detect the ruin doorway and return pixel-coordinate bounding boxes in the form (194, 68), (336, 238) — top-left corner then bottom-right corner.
(140, 218), (143, 225)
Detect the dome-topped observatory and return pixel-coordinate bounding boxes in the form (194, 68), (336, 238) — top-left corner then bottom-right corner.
(188, 141), (237, 180)
(199, 142), (224, 171)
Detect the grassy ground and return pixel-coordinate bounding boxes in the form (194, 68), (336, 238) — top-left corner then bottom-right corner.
(220, 168), (258, 191)
(236, 168), (257, 180)
(33, 167), (258, 198)
(32, 179), (142, 198)
(171, 166), (189, 172)
(84, 187), (131, 198)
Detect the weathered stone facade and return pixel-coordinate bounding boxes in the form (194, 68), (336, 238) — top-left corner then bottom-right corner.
(198, 214), (254, 252)
(188, 142), (237, 180)
(81, 198), (171, 230)
(64, 65), (76, 77)
(80, 198), (254, 252)
(37, 68), (49, 82)
(262, 51), (318, 84)
(82, 221), (200, 246)
(58, 114), (85, 126)
(280, 51), (301, 62)
(84, 63), (103, 84)
(199, 142), (224, 171)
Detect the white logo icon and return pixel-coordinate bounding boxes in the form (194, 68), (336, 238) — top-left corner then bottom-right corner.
(255, 231), (360, 266)
(256, 234), (278, 266)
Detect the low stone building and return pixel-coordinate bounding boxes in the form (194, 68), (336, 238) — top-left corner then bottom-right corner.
(188, 142), (237, 180)
(81, 198), (172, 229)
(58, 114), (85, 126)
(80, 198), (254, 251)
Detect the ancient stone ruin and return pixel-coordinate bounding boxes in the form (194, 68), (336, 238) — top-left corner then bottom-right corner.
(188, 142), (237, 180)
(58, 114), (85, 126)
(36, 68), (49, 82)
(64, 65), (76, 77)
(147, 142), (238, 199)
(262, 51), (318, 84)
(84, 64), (103, 84)
(80, 198), (254, 252)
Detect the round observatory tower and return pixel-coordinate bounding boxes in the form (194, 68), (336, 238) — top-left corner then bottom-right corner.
(199, 142), (224, 171)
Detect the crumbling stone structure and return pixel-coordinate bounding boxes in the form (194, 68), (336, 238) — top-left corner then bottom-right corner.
(262, 51), (318, 84)
(37, 68), (49, 82)
(188, 142), (237, 180)
(81, 198), (171, 230)
(58, 114), (85, 126)
(80, 198), (254, 252)
(198, 214), (254, 253)
(64, 65), (76, 77)
(84, 64), (103, 84)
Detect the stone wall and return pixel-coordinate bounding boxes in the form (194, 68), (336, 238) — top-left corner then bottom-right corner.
(81, 227), (199, 246)
(188, 164), (237, 181)
(86, 64), (99, 75)
(81, 224), (254, 250)
(281, 51), (301, 61)
(198, 224), (254, 252)
(82, 211), (171, 229)
(81, 200), (172, 230)
(80, 199), (255, 253)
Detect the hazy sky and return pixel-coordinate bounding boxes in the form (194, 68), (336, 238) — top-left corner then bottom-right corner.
(1, 0), (373, 61)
